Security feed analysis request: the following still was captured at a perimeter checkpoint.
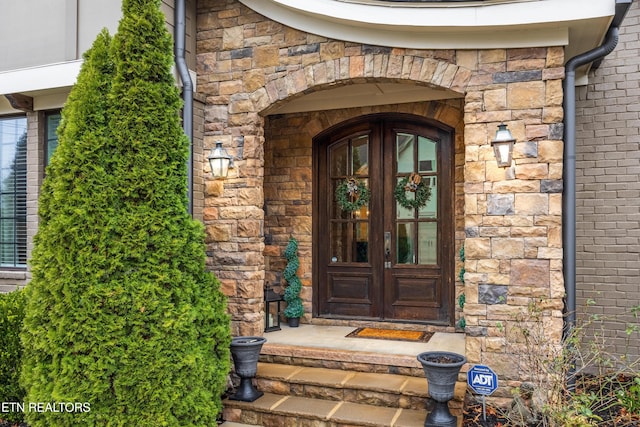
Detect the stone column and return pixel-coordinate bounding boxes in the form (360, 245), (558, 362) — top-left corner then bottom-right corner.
(204, 132), (266, 337)
(461, 47), (565, 403)
(197, 1), (270, 336)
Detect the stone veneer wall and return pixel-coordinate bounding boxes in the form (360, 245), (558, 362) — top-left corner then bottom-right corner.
(197, 0), (566, 396)
(460, 46), (565, 401)
(575, 0), (640, 361)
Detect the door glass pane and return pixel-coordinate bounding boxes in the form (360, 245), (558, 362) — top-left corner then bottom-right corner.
(330, 141), (348, 176)
(418, 222), (437, 265)
(396, 177), (414, 220)
(331, 179), (354, 220)
(355, 222), (368, 262)
(396, 133), (414, 173)
(329, 134), (369, 264)
(352, 135), (369, 176)
(397, 223), (414, 264)
(418, 176), (437, 219)
(331, 178), (370, 219)
(418, 136), (437, 172)
(330, 222), (348, 262)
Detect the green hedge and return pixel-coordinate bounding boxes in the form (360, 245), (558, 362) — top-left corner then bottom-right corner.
(20, 1), (231, 425)
(0, 288), (25, 423)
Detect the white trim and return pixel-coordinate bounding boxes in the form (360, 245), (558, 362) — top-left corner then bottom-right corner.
(0, 61), (196, 113)
(0, 60), (83, 95)
(239, 0), (613, 50)
(243, 0), (613, 28)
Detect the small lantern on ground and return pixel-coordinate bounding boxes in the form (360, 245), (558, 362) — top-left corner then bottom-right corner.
(207, 141), (234, 179)
(264, 282), (283, 332)
(491, 123), (516, 168)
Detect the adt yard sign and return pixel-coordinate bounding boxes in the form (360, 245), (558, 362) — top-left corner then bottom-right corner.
(467, 365), (498, 395)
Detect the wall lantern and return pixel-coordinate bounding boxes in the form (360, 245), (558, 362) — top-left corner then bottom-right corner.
(264, 282), (283, 332)
(491, 123), (516, 168)
(208, 141), (234, 179)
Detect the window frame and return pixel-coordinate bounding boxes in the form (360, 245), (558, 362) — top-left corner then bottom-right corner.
(0, 114), (28, 269)
(45, 110), (62, 167)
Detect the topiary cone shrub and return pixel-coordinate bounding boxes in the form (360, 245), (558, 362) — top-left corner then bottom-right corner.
(20, 1), (231, 426)
(283, 237), (304, 321)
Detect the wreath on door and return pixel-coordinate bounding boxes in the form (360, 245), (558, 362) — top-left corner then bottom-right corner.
(394, 173), (432, 210)
(336, 177), (370, 212)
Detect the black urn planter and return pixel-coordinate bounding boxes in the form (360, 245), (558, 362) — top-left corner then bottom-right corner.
(229, 336), (267, 402)
(287, 316), (300, 327)
(417, 351), (466, 427)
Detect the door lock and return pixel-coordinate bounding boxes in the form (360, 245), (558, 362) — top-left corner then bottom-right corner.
(384, 231), (391, 269)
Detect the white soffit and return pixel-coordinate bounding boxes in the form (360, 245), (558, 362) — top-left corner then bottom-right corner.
(267, 82), (462, 115)
(0, 61), (196, 113)
(0, 61), (82, 97)
(239, 0), (614, 57)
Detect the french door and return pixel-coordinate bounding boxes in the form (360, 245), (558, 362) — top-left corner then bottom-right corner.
(313, 115), (454, 324)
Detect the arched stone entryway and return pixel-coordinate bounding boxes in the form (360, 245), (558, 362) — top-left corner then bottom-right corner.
(263, 102), (466, 328)
(203, 50), (471, 335)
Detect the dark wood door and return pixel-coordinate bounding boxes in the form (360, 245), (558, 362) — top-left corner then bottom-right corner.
(314, 115), (454, 324)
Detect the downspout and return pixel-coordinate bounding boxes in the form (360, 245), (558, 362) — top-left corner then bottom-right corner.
(175, 0), (194, 215)
(563, 0), (631, 339)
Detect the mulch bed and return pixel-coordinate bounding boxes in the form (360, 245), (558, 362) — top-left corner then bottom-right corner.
(463, 403), (509, 426)
(462, 404), (640, 426)
(462, 374), (640, 426)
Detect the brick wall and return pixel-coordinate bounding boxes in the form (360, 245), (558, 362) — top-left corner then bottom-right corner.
(192, 94), (206, 222)
(575, 1), (640, 360)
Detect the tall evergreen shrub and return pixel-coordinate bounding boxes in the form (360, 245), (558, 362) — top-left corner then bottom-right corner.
(0, 288), (25, 423)
(21, 1), (231, 425)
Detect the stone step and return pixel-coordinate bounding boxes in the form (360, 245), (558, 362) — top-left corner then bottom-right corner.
(259, 342), (426, 377)
(223, 392), (432, 427)
(223, 332), (467, 426)
(255, 362), (437, 410)
(223, 363), (466, 426)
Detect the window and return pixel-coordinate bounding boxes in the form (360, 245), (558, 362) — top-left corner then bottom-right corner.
(0, 116), (27, 268)
(45, 112), (61, 165)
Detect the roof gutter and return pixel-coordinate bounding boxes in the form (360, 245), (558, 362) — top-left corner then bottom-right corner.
(175, 0), (194, 215)
(563, 0), (631, 338)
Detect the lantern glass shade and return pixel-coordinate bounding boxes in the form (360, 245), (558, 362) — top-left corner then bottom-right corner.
(491, 123), (515, 167)
(264, 285), (282, 332)
(208, 141), (232, 179)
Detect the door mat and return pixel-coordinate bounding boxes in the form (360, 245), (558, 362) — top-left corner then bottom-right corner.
(346, 327), (433, 343)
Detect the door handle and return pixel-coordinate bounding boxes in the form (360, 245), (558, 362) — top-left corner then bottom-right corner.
(384, 231), (391, 268)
